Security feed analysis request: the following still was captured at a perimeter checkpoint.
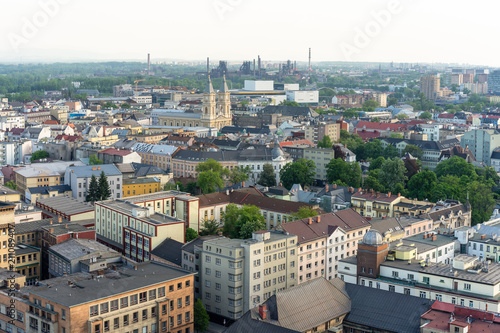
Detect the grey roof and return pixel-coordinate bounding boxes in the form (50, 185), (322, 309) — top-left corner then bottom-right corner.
(264, 278), (351, 332)
(345, 283), (434, 333)
(27, 184), (72, 195)
(41, 223), (90, 236)
(37, 196), (94, 215)
(491, 151), (500, 160)
(223, 311), (300, 333)
(150, 238), (184, 266)
(262, 105), (317, 118)
(381, 137), (460, 151)
(131, 143), (178, 155)
(181, 235), (220, 254)
(132, 163), (167, 177)
(23, 261), (194, 307)
(14, 218), (54, 235)
(68, 164), (122, 178)
(48, 239), (117, 261)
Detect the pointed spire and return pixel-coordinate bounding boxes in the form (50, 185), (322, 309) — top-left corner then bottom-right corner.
(220, 74), (229, 93)
(204, 75), (214, 94)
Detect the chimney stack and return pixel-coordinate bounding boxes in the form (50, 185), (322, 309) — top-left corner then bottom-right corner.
(58, 216), (62, 223)
(432, 235), (437, 241)
(317, 216), (321, 223)
(388, 192), (391, 197)
(49, 219), (53, 225)
(308, 218), (312, 225)
(398, 193), (401, 197)
(259, 305), (268, 320)
(332, 184), (337, 190)
(481, 234), (486, 239)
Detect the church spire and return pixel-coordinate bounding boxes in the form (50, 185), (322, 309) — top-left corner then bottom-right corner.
(220, 74), (229, 93)
(204, 75), (214, 93)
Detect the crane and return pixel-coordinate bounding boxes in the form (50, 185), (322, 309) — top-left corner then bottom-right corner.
(133, 79), (145, 97)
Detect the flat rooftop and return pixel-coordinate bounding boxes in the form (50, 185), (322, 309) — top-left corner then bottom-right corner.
(22, 261), (194, 307)
(99, 200), (183, 226)
(125, 190), (191, 203)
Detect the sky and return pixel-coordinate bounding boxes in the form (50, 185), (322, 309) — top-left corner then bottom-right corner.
(1, 0), (498, 67)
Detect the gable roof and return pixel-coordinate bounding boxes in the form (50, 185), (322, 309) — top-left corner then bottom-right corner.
(68, 164), (122, 178)
(27, 184), (72, 195)
(345, 283), (434, 333)
(263, 278), (350, 332)
(280, 209), (370, 243)
(355, 121), (408, 132)
(150, 238), (183, 266)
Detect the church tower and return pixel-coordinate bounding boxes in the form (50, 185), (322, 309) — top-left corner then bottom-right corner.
(218, 75), (231, 119)
(202, 76), (216, 121)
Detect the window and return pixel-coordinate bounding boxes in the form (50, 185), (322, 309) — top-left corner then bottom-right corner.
(123, 314), (129, 326)
(435, 294), (442, 301)
(100, 303), (109, 314)
(464, 283), (471, 290)
(133, 312), (139, 323)
(460, 299), (465, 306)
(185, 311), (190, 323)
(185, 296), (190, 306)
(404, 288), (410, 295)
(452, 297), (456, 304)
(140, 291), (147, 303)
(178, 298), (182, 308)
(423, 277), (430, 284)
(90, 305), (99, 317)
(159, 286), (165, 297)
(130, 294), (138, 305)
(469, 301), (474, 307)
(120, 297), (128, 308)
(110, 300), (118, 311)
(389, 285), (395, 292)
(420, 291), (426, 298)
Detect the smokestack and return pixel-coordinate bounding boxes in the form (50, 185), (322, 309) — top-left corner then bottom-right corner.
(147, 53), (150, 75)
(258, 55), (261, 77)
(308, 47), (311, 73)
(207, 57), (210, 75)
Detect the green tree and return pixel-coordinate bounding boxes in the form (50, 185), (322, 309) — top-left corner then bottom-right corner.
(279, 158), (316, 190)
(389, 133), (404, 139)
(85, 175), (100, 203)
(396, 114), (409, 120)
(222, 204), (266, 239)
(279, 100), (300, 107)
(378, 158), (407, 193)
(289, 206), (319, 221)
(258, 163), (277, 187)
(403, 145), (423, 160)
(229, 166), (250, 185)
(383, 145), (399, 159)
(121, 103), (131, 109)
(317, 135), (333, 148)
(194, 299), (209, 333)
(164, 181), (185, 191)
(199, 219), (220, 236)
(363, 99), (379, 111)
(435, 156), (476, 179)
(98, 171), (112, 201)
(369, 156), (385, 171)
(196, 159), (229, 194)
(370, 117), (380, 122)
(419, 111), (433, 120)
(30, 150), (49, 162)
(186, 181), (198, 195)
(326, 158), (362, 188)
(363, 174), (385, 193)
(185, 228), (198, 242)
(103, 102), (118, 109)
(468, 181), (496, 225)
(407, 170), (437, 200)
(89, 154), (103, 165)
(5, 180), (17, 190)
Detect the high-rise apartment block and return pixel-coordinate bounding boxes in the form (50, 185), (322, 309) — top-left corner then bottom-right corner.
(189, 231), (298, 320)
(420, 75), (441, 100)
(305, 122), (340, 145)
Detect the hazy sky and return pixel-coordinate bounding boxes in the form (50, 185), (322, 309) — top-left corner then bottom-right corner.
(1, 0), (498, 67)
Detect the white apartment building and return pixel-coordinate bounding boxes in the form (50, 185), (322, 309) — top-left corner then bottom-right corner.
(196, 231), (298, 320)
(64, 164), (123, 202)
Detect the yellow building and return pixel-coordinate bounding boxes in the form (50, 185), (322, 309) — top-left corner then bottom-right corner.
(351, 190), (403, 218)
(86, 134), (120, 147)
(0, 202), (16, 269)
(0, 184), (21, 202)
(157, 76), (232, 130)
(123, 177), (161, 197)
(15, 244), (41, 283)
(25, 184), (73, 204)
(14, 166), (61, 195)
(50, 106), (68, 124)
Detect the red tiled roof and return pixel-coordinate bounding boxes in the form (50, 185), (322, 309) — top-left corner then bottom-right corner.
(98, 148), (133, 156)
(407, 120), (428, 126)
(43, 120), (59, 125)
(355, 121), (408, 132)
(55, 134), (81, 142)
(8, 128), (24, 135)
(281, 209), (370, 243)
(352, 191), (401, 202)
(353, 129), (381, 141)
(197, 188), (318, 215)
(280, 139), (315, 147)
(438, 113), (454, 119)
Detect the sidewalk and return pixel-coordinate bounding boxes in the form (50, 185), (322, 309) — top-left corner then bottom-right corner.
(205, 321), (227, 333)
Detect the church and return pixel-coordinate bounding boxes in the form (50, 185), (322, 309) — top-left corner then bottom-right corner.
(156, 76), (233, 130)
